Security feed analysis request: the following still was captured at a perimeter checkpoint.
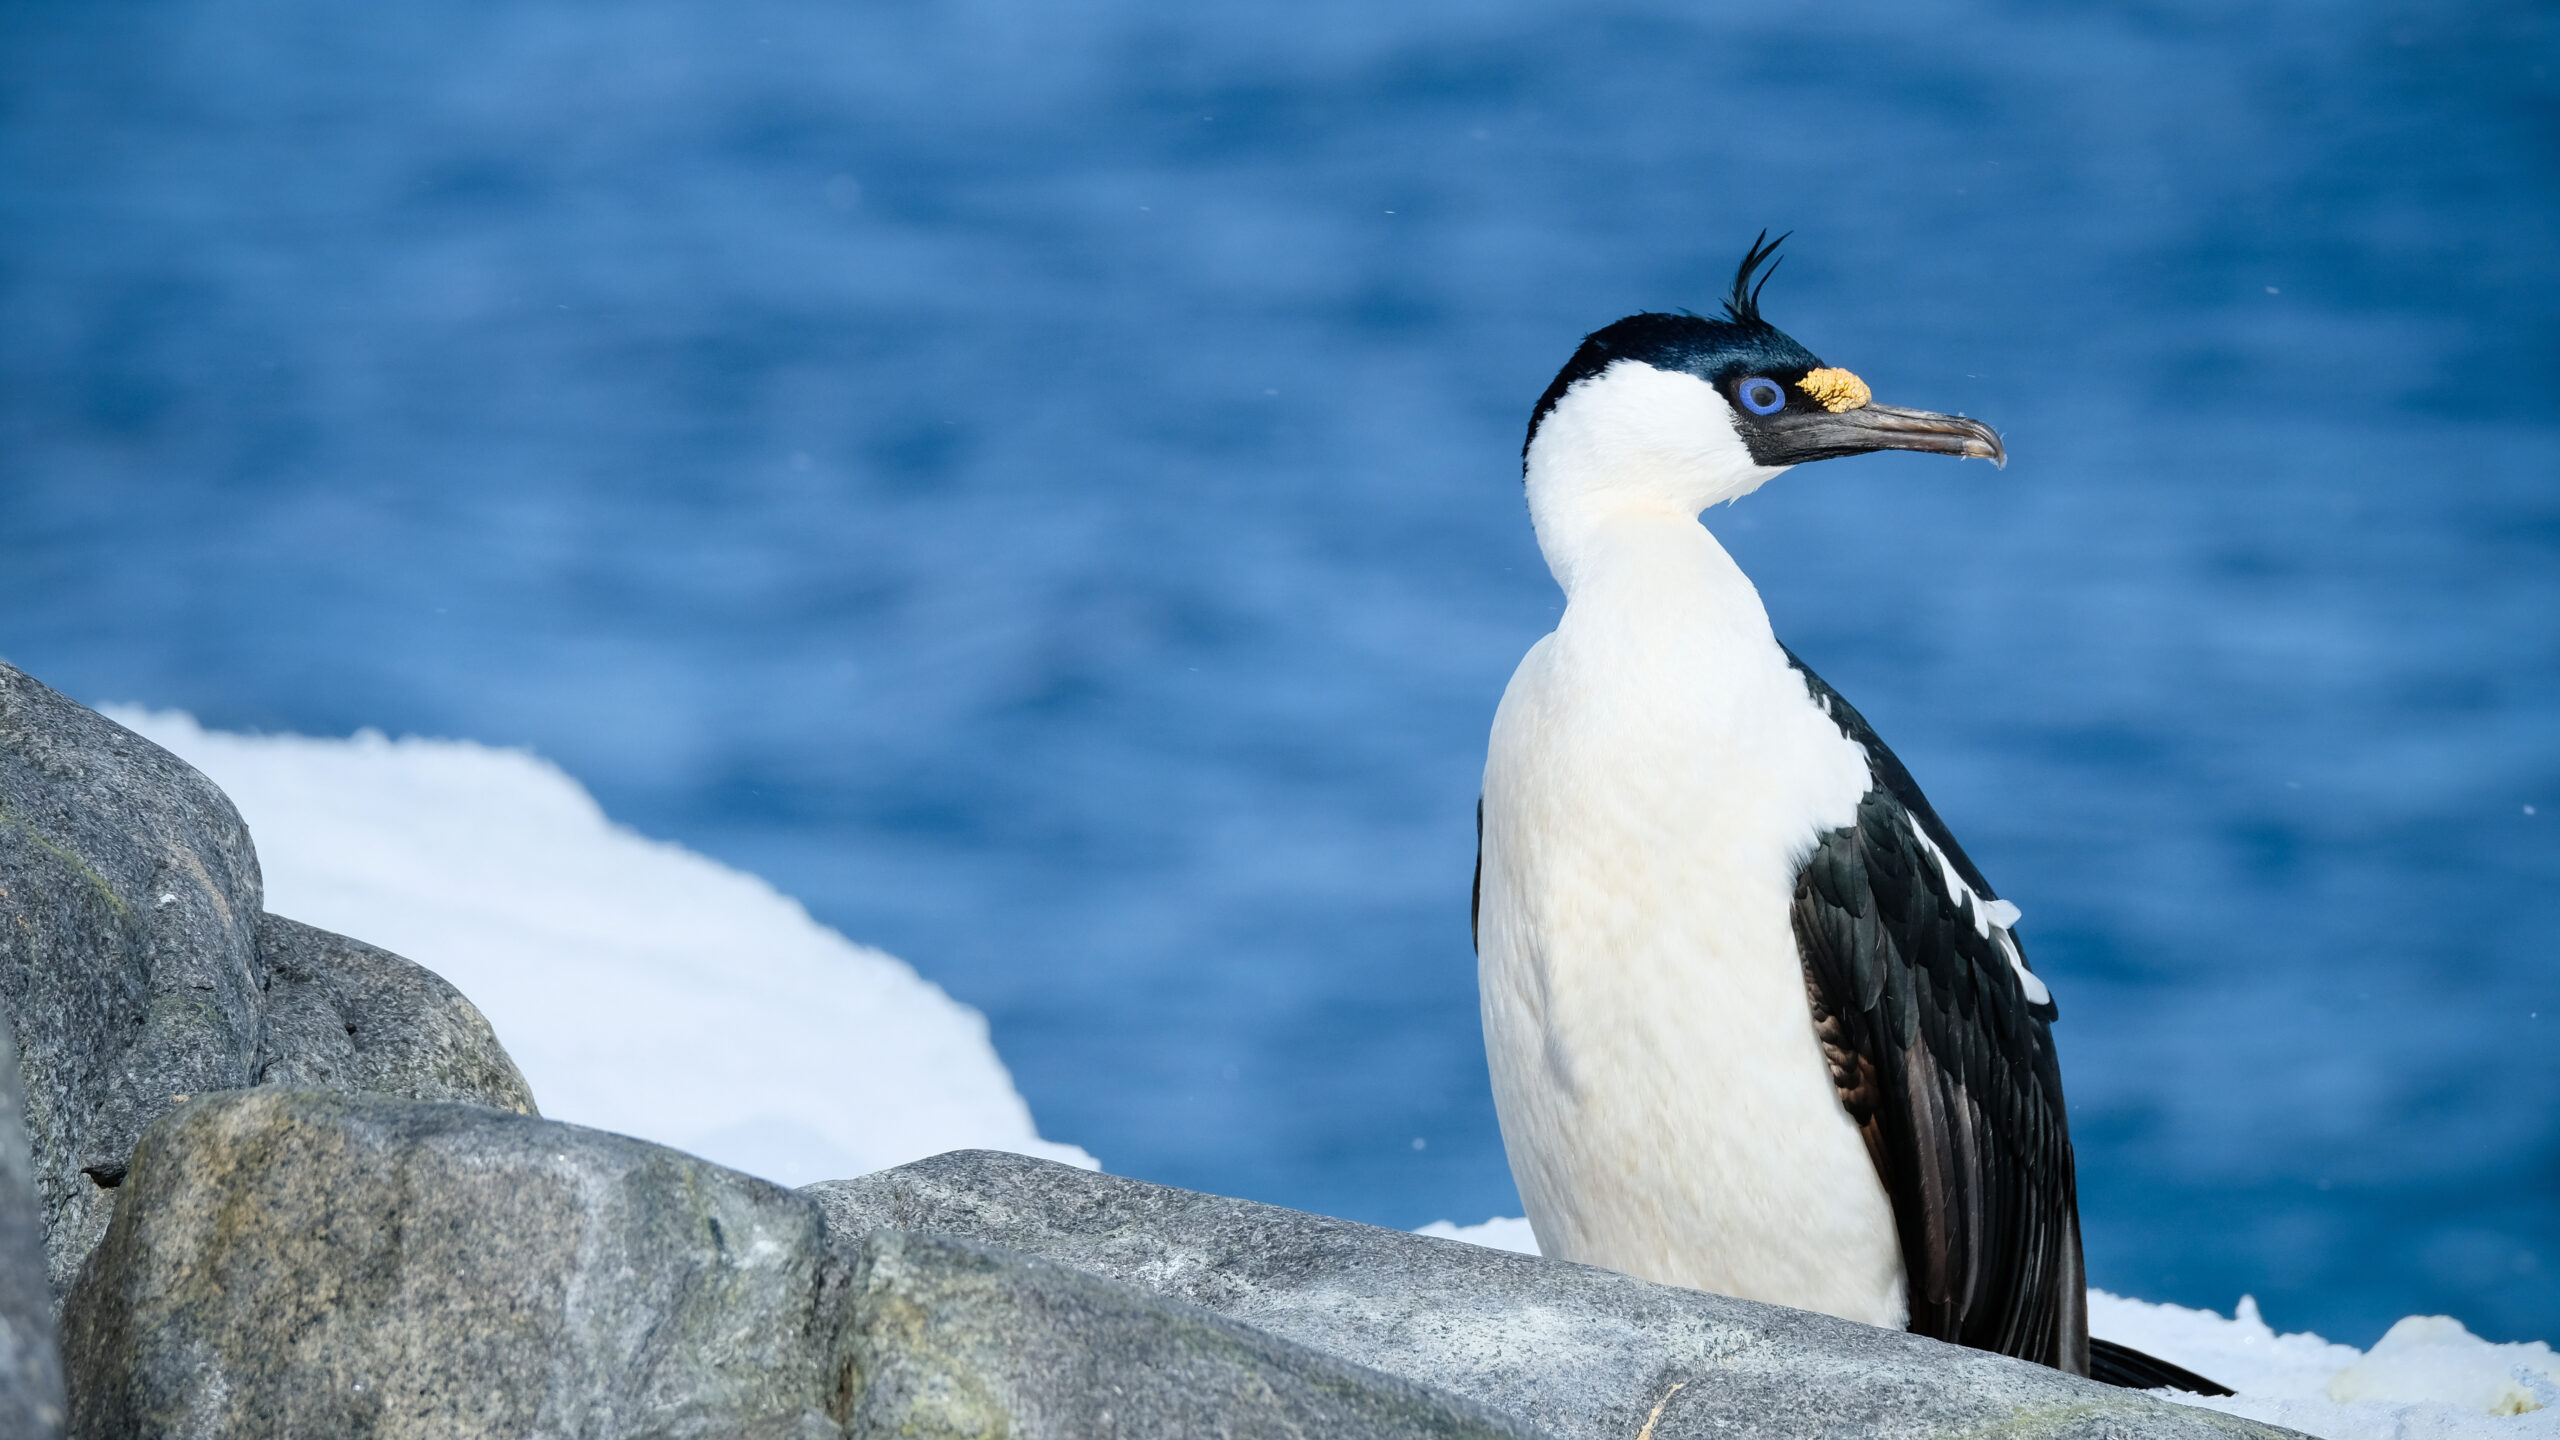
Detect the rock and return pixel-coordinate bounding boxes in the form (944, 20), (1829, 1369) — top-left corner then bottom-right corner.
(0, 661), (266, 1293)
(0, 1016), (66, 1438)
(60, 1089), (1537, 1440)
(61, 1088), (851, 1439)
(251, 913), (536, 1114)
(59, 1091), (1517, 1440)
(848, 1228), (1548, 1440)
(806, 1152), (2305, 1440)
(0, 661), (534, 1292)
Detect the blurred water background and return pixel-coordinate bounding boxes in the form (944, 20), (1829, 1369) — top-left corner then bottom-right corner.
(3, 0), (2554, 1346)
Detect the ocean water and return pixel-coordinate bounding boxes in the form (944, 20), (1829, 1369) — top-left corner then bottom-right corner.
(2, 0), (2552, 1346)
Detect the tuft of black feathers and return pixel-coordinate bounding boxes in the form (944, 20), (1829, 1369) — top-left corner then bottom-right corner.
(1724, 230), (1790, 327)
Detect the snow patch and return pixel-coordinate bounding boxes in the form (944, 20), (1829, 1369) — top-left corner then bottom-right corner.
(1416, 1215), (1541, 1254)
(2087, 1291), (2363, 1402)
(106, 706), (1095, 1186)
(2094, 1293), (2559, 1437)
(2326, 1317), (2556, 1417)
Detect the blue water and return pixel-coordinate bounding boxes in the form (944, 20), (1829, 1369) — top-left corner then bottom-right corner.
(4, 0), (2554, 1346)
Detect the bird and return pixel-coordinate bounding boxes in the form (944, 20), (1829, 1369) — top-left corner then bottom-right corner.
(1471, 233), (2225, 1393)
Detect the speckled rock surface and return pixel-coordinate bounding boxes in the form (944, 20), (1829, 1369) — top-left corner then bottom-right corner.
(848, 1228), (1547, 1440)
(0, 1017), (66, 1439)
(55, 1093), (1523, 1440)
(251, 912), (536, 1114)
(61, 1089), (851, 1440)
(0, 661), (267, 1294)
(806, 1151), (2305, 1440)
(0, 661), (534, 1293)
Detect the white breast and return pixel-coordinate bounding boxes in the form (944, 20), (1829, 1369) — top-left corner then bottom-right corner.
(1475, 509), (1909, 1329)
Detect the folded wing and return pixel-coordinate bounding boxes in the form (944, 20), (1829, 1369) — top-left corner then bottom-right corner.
(1783, 650), (2088, 1374)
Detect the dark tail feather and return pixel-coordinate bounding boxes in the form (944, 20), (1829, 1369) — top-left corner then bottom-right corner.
(2089, 1337), (2235, 1396)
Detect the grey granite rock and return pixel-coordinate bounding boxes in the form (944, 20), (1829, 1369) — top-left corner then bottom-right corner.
(0, 1016), (66, 1438)
(0, 661), (266, 1294)
(848, 1228), (1549, 1440)
(61, 1088), (851, 1440)
(252, 912), (536, 1114)
(0, 661), (536, 1292)
(806, 1151), (2305, 1440)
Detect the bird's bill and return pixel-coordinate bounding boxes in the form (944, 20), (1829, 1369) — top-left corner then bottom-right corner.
(1750, 402), (2007, 469)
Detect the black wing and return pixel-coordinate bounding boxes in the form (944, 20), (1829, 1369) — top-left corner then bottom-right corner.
(1781, 646), (2090, 1374)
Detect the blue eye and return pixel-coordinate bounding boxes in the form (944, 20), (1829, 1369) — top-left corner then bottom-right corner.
(1738, 377), (1786, 416)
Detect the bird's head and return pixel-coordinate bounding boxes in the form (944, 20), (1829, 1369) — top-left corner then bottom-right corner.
(1522, 234), (2004, 533)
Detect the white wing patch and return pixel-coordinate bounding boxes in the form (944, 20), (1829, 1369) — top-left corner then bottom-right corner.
(1903, 823), (2051, 1007)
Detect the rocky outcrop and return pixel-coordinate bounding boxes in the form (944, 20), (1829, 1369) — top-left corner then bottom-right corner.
(62, 1089), (848, 1440)
(62, 1089), (1529, 1440)
(58, 1090), (2302, 1440)
(250, 913), (535, 1112)
(0, 1016), (66, 1439)
(807, 1151), (2296, 1440)
(0, 661), (533, 1292)
(0, 663), (267, 1292)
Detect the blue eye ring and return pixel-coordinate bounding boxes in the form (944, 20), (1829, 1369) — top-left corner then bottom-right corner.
(1737, 377), (1787, 416)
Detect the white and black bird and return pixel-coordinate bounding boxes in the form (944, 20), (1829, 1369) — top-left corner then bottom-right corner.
(1472, 235), (2224, 1392)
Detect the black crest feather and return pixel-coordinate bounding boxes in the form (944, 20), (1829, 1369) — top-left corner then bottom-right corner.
(1724, 229), (1790, 327)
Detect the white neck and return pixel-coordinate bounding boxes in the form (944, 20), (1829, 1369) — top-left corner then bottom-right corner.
(1527, 474), (1774, 636)
(1531, 503), (1783, 714)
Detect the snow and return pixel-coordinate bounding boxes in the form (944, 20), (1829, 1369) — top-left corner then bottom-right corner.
(2086, 1291), (2364, 1405)
(2095, 1294), (2559, 1438)
(107, 707), (1095, 1187)
(1425, 1220), (2556, 1437)
(1416, 1215), (1541, 1254)
(2329, 1318), (2559, 1417)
